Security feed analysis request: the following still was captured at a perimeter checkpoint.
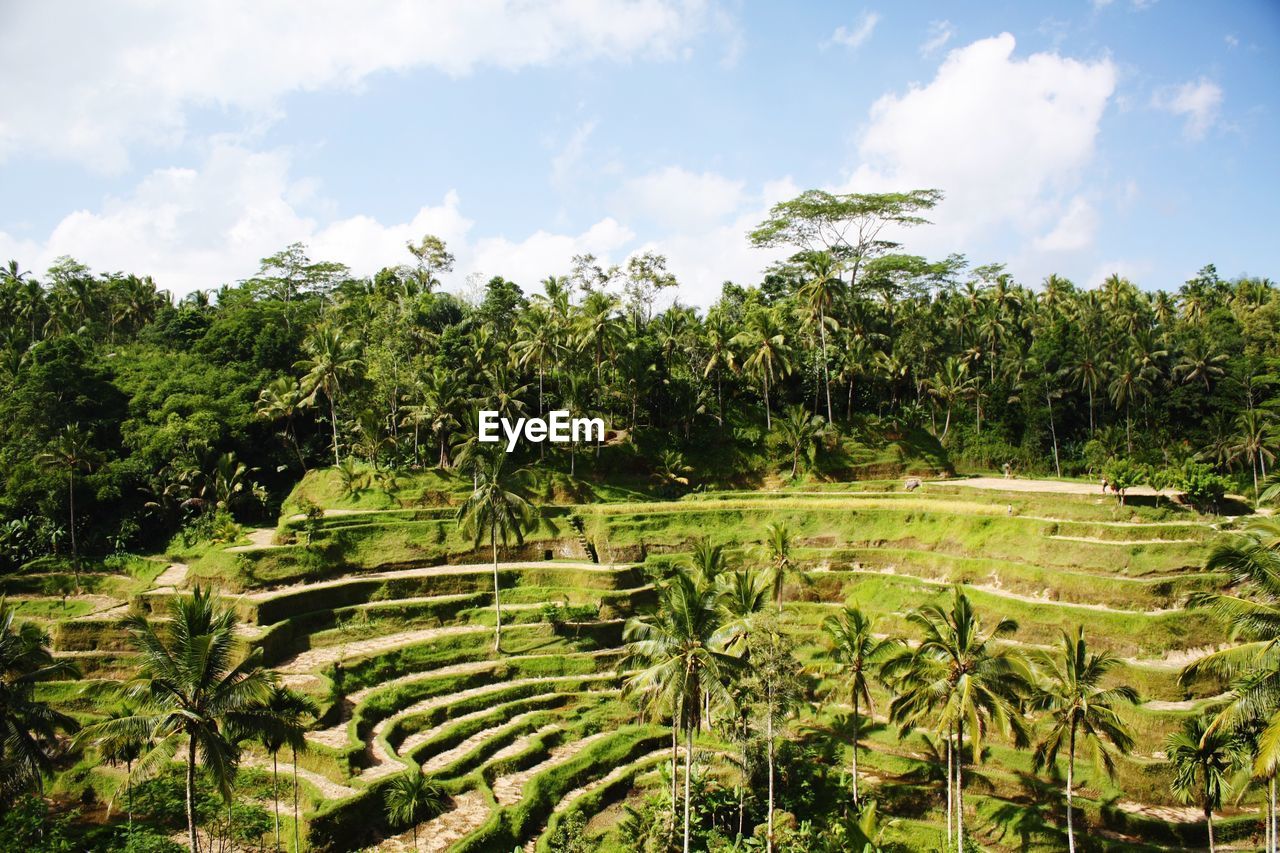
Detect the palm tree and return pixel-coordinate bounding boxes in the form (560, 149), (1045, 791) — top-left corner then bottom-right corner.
(244, 684), (318, 852)
(733, 308), (792, 429)
(0, 599), (80, 805)
(823, 607), (901, 805)
(296, 325), (364, 466)
(78, 588), (274, 853)
(86, 705), (150, 832)
(685, 536), (732, 587)
(775, 403), (825, 479)
(1108, 352), (1157, 453)
(703, 313), (739, 425)
(513, 306), (559, 417)
(761, 522), (794, 611)
(1167, 716), (1244, 853)
(745, 612), (803, 853)
(1068, 347), (1105, 435)
(257, 377), (310, 471)
(455, 450), (534, 652)
(1032, 627), (1137, 853)
(888, 587), (1034, 852)
(623, 570), (737, 853)
(384, 767), (447, 851)
(1230, 409), (1277, 501)
(797, 250), (843, 422)
(926, 357), (972, 444)
(36, 424), (95, 591)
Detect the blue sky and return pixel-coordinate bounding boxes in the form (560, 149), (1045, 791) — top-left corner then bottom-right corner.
(1, 0), (1276, 304)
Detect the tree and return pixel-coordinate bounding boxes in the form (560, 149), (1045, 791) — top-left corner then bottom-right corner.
(888, 588), (1034, 852)
(926, 357), (972, 444)
(774, 404), (826, 479)
(77, 588), (274, 853)
(733, 308), (793, 429)
(823, 607), (901, 805)
(1231, 409), (1277, 502)
(744, 612), (804, 853)
(85, 705), (150, 832)
(796, 251), (843, 421)
(0, 599), (80, 806)
(244, 684), (317, 852)
(296, 325), (364, 466)
(1167, 716), (1243, 853)
(455, 450), (534, 652)
(761, 522), (795, 611)
(35, 424), (95, 590)
(256, 377), (309, 471)
(623, 570), (737, 853)
(384, 767), (447, 851)
(1032, 627), (1137, 853)
(1103, 457), (1145, 505)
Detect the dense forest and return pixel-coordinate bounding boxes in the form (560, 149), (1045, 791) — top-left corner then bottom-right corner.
(1, 189), (1277, 570)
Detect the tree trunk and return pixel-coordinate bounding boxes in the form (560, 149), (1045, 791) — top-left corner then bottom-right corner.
(293, 746), (301, 853)
(671, 706), (679, 827)
(767, 700), (775, 853)
(1087, 383), (1095, 434)
(274, 752), (281, 851)
(329, 392), (341, 467)
(684, 722), (693, 853)
(763, 371), (772, 430)
(819, 310), (833, 423)
(68, 470), (80, 593)
(956, 718), (965, 853)
(187, 735), (200, 853)
(1048, 391), (1061, 478)
(491, 525), (501, 652)
(851, 692), (860, 805)
(1066, 723), (1076, 853)
(945, 732), (953, 850)
(1207, 805), (1215, 853)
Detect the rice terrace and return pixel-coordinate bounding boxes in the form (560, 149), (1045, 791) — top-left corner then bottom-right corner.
(2, 2), (1280, 852)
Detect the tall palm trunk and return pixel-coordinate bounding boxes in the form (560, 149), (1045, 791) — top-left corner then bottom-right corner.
(851, 692), (860, 805)
(945, 732), (953, 850)
(1047, 391), (1061, 478)
(292, 745), (301, 853)
(763, 371), (772, 430)
(187, 735), (200, 853)
(273, 752), (281, 850)
(683, 722), (693, 853)
(329, 392), (341, 467)
(818, 309), (833, 422)
(1206, 803), (1215, 852)
(956, 718), (965, 852)
(68, 469), (80, 592)
(491, 525), (501, 652)
(767, 699), (775, 853)
(1066, 723), (1076, 853)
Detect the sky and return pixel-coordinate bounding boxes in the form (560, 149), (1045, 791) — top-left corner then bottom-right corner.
(1, 0), (1277, 306)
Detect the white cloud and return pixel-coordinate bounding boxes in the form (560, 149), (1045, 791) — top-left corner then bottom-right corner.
(1033, 196), (1098, 252)
(827, 12), (880, 51)
(0, 141), (781, 306)
(1152, 78), (1223, 140)
(919, 20), (954, 57)
(844, 33), (1116, 260)
(0, 0), (717, 172)
(616, 166), (747, 231)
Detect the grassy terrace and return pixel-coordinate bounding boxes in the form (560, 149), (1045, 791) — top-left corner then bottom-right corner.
(43, 474), (1252, 852)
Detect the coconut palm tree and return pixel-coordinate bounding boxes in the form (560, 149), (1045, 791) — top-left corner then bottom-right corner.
(296, 325), (364, 466)
(888, 587), (1034, 852)
(1230, 409), (1277, 502)
(77, 587), (274, 853)
(384, 767), (447, 851)
(1032, 627), (1137, 853)
(36, 424), (95, 591)
(733, 308), (792, 429)
(775, 403), (826, 479)
(761, 522), (795, 612)
(824, 607), (902, 805)
(623, 570), (737, 853)
(238, 684), (318, 852)
(926, 357), (973, 444)
(0, 599), (80, 805)
(1167, 715), (1244, 853)
(83, 705), (150, 832)
(797, 250), (843, 422)
(256, 377), (310, 471)
(455, 450), (535, 652)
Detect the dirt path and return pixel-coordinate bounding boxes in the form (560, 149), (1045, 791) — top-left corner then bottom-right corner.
(277, 623), (492, 681)
(1142, 692), (1230, 711)
(524, 748), (670, 850)
(417, 708), (549, 773)
(239, 753), (358, 800)
(330, 671), (616, 775)
(248, 559), (619, 601)
(150, 562), (188, 593)
(491, 730), (613, 806)
(1046, 534), (1199, 545)
(373, 789), (490, 852)
(943, 476), (1177, 497)
(226, 528), (279, 552)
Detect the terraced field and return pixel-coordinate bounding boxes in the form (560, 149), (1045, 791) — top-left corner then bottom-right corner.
(18, 476), (1261, 851)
